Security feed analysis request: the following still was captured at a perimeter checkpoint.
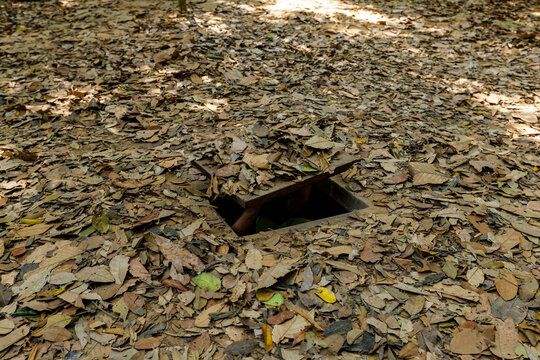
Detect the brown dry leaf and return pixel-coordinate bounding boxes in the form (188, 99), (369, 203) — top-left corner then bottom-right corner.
(194, 302), (227, 328)
(324, 245), (353, 258)
(14, 267), (52, 300)
(359, 239), (383, 263)
(0, 283), (13, 306)
(432, 283), (480, 302)
(129, 258), (151, 283)
(43, 326), (72, 342)
(244, 153), (270, 170)
(124, 292), (144, 314)
(112, 298), (129, 320)
(258, 263), (292, 289)
(267, 311), (295, 325)
(495, 269), (518, 301)
(495, 229), (525, 251)
(305, 135), (334, 150)
(41, 245), (83, 269)
(112, 178), (153, 189)
(527, 201), (540, 212)
(245, 248), (263, 270)
(76, 266), (114, 283)
(0, 319), (15, 335)
(383, 173), (408, 185)
(449, 328), (487, 355)
(404, 296), (425, 316)
(326, 333), (345, 354)
(154, 234), (205, 272)
(109, 255), (129, 285)
(519, 277), (539, 302)
(45, 313), (72, 329)
(137, 209), (176, 226)
(491, 318), (521, 359)
(0, 0), (538, 357)
(408, 162), (448, 186)
(58, 291), (84, 308)
(0, 325), (30, 352)
(272, 315), (311, 344)
(180, 218), (204, 237)
(190, 74), (203, 85)
(162, 278), (189, 291)
(511, 221), (540, 242)
(13, 223), (52, 238)
(154, 48), (175, 64)
(397, 342), (420, 359)
(49, 272), (76, 285)
(286, 300), (324, 331)
(189, 332), (211, 351)
(466, 267), (485, 288)
(135, 337), (161, 350)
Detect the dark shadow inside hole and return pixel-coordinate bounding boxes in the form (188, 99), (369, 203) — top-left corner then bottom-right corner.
(212, 178), (364, 236)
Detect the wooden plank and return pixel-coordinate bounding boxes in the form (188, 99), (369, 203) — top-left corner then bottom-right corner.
(192, 152), (357, 209)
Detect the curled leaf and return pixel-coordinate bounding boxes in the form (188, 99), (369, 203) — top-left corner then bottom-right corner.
(20, 218), (44, 225)
(299, 164), (319, 173)
(262, 324), (274, 352)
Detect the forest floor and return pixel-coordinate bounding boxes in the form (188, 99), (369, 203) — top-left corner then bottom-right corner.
(0, 0), (539, 359)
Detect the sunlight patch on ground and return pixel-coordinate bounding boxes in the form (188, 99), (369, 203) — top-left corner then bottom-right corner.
(445, 77), (540, 146)
(58, 0), (76, 7)
(266, 0), (391, 24)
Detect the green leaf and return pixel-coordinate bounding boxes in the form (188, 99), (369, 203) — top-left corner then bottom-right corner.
(438, 321), (457, 328)
(262, 291), (284, 307)
(192, 273), (221, 292)
(256, 289), (284, 307)
(13, 308), (39, 317)
(42, 192), (62, 203)
(92, 215), (110, 234)
(299, 164), (319, 173)
(78, 225), (96, 238)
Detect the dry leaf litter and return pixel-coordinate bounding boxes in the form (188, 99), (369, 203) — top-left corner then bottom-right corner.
(0, 0), (539, 359)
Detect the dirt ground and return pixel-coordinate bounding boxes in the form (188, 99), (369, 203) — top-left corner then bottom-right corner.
(0, 0), (539, 359)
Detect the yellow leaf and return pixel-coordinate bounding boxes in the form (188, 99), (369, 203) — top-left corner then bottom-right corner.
(42, 193), (62, 203)
(20, 218), (44, 225)
(262, 324), (274, 352)
(315, 286), (336, 303)
(38, 287), (65, 297)
(104, 328), (124, 335)
(416, 246), (437, 255)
